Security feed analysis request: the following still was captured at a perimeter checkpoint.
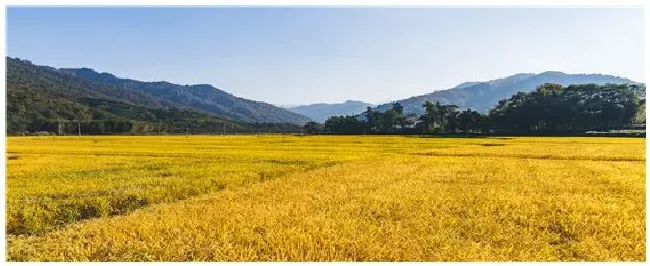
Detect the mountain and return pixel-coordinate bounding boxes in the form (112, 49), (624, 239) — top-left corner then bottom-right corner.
(287, 100), (374, 122)
(6, 57), (245, 133)
(6, 57), (309, 134)
(59, 67), (310, 124)
(374, 72), (640, 115)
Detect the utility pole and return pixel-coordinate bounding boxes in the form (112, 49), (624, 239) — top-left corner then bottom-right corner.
(222, 123), (225, 136)
(186, 127), (189, 137)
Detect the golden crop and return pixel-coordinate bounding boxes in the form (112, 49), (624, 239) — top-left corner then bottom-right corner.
(5, 136), (646, 261)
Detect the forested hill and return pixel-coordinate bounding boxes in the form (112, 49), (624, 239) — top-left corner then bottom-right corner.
(375, 72), (640, 114)
(59, 67), (310, 124)
(7, 57), (310, 125)
(6, 57), (304, 134)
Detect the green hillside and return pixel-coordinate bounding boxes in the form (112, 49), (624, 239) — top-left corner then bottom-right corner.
(6, 57), (298, 135)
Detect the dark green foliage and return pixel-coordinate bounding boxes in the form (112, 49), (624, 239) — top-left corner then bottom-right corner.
(323, 103), (412, 134)
(302, 121), (323, 134)
(418, 101), (461, 133)
(635, 99), (645, 124)
(374, 72), (640, 115)
(488, 83), (642, 134)
(457, 109), (484, 133)
(324, 115), (365, 134)
(8, 57), (644, 136)
(322, 83), (644, 135)
(60, 66), (310, 124)
(6, 57), (306, 135)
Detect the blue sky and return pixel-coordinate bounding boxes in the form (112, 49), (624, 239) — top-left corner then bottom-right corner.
(7, 7), (645, 105)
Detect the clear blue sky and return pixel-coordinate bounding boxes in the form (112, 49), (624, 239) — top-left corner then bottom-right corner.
(7, 7), (645, 105)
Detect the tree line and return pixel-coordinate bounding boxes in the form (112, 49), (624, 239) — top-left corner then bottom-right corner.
(19, 119), (303, 136)
(314, 83), (645, 135)
(12, 82), (644, 136)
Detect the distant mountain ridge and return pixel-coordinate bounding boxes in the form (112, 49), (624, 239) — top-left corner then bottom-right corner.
(9, 57), (642, 128)
(287, 100), (374, 122)
(374, 71), (641, 115)
(7, 57), (246, 134)
(59, 67), (310, 124)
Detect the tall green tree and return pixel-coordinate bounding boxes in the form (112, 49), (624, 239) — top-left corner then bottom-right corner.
(419, 101), (437, 133)
(488, 83), (642, 134)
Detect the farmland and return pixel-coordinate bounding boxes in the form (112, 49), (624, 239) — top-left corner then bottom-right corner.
(5, 136), (646, 261)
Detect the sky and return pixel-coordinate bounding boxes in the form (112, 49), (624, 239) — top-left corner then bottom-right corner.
(6, 7), (645, 106)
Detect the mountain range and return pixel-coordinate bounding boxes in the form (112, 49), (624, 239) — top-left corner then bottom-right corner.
(287, 100), (374, 123)
(7, 56), (643, 132)
(7, 57), (311, 133)
(59, 68), (311, 124)
(373, 72), (640, 115)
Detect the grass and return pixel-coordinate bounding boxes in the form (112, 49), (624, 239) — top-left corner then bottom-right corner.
(5, 135), (646, 261)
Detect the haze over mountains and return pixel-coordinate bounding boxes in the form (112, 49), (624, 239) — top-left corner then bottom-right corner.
(287, 100), (374, 123)
(282, 72), (640, 122)
(373, 71), (640, 115)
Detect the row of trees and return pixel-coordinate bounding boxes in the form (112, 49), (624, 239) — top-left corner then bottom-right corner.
(315, 83), (644, 135)
(419, 101), (487, 133)
(17, 118), (304, 136)
(315, 102), (488, 134)
(489, 83), (643, 133)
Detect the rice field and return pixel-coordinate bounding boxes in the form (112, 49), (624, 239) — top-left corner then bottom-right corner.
(5, 135), (646, 261)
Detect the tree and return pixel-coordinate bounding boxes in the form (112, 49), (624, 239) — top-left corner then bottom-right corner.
(487, 83), (643, 134)
(325, 115), (364, 134)
(364, 106), (382, 133)
(419, 101), (437, 133)
(458, 109), (482, 132)
(379, 103), (406, 133)
(303, 121), (322, 134)
(392, 103), (408, 130)
(440, 104), (459, 133)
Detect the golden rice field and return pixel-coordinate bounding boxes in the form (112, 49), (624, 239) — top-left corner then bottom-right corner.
(5, 135), (646, 261)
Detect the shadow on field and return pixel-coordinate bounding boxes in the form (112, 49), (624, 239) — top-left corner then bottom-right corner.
(478, 143), (507, 147)
(413, 152), (644, 162)
(401, 135), (516, 140)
